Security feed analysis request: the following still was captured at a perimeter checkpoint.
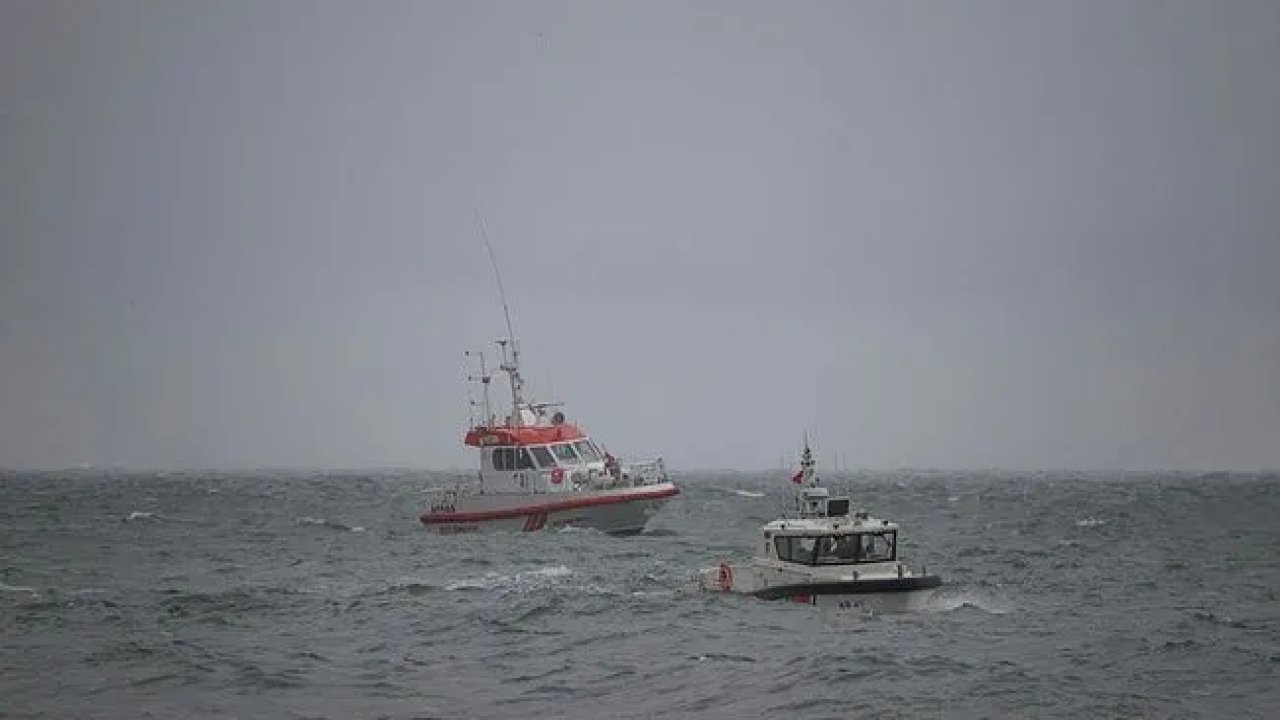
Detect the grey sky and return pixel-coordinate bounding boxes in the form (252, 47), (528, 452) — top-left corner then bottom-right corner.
(2, 1), (1277, 471)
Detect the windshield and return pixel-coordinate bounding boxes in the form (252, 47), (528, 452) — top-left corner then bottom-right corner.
(859, 532), (896, 562)
(775, 532), (897, 565)
(815, 535), (860, 564)
(773, 536), (819, 563)
(550, 442), (580, 464)
(572, 441), (601, 462)
(515, 448), (535, 470)
(530, 446), (555, 468)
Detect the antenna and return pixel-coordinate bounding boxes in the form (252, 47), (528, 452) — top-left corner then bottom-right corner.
(473, 209), (526, 425)
(798, 431), (815, 486)
(475, 209), (516, 344)
(465, 350), (493, 427)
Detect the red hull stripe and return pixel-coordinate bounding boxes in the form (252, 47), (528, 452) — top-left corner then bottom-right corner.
(420, 484), (680, 524)
(522, 511), (548, 532)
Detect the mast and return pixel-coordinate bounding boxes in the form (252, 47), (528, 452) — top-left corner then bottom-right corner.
(465, 350), (493, 427)
(798, 432), (816, 486)
(496, 339), (525, 426)
(475, 209), (527, 426)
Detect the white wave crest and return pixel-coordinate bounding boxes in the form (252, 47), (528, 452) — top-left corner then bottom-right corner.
(446, 564), (573, 592)
(927, 591), (1012, 615)
(296, 516), (363, 532)
(0, 582), (38, 595)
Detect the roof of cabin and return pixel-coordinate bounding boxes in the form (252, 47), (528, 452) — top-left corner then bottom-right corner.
(463, 423), (588, 447)
(763, 516), (900, 535)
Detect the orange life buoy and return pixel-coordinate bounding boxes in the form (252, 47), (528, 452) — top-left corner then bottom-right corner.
(550, 468), (564, 485)
(716, 561), (733, 592)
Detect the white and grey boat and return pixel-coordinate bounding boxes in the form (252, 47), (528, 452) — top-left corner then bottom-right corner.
(698, 439), (941, 612)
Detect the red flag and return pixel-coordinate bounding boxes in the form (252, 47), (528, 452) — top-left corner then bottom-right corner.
(791, 470), (803, 484)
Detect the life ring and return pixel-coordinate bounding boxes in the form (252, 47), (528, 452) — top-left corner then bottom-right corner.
(716, 561), (733, 592)
(550, 468), (564, 485)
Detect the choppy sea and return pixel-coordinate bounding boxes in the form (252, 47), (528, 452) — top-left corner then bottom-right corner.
(2, 469), (1277, 719)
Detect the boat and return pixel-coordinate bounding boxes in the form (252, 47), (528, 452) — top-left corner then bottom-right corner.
(419, 218), (680, 535)
(697, 438), (941, 612)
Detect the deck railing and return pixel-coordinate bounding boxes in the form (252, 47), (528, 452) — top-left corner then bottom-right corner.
(422, 457), (670, 501)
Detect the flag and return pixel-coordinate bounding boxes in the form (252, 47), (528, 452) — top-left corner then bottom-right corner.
(792, 470), (803, 485)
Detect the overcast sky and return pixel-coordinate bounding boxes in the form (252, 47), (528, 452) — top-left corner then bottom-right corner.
(2, 1), (1277, 471)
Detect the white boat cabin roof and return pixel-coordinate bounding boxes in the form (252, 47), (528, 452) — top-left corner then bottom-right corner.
(764, 515), (900, 537)
(768, 485), (900, 536)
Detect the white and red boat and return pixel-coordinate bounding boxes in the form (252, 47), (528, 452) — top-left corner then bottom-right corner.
(420, 333), (679, 535)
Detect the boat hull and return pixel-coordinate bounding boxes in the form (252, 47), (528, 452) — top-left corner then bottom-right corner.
(698, 564), (941, 613)
(755, 576), (942, 613)
(420, 482), (679, 536)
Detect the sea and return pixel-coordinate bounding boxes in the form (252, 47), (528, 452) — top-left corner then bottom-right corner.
(2, 469), (1277, 719)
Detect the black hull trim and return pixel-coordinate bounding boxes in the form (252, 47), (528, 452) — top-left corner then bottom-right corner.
(751, 575), (942, 601)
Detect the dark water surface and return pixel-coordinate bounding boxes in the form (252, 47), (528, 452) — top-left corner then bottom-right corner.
(2, 470), (1277, 719)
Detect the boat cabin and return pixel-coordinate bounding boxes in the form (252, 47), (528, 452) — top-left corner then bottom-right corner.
(797, 486), (849, 518)
(481, 437), (606, 473)
(762, 524), (898, 566)
(459, 339), (658, 495)
(463, 417), (620, 493)
(762, 486), (900, 566)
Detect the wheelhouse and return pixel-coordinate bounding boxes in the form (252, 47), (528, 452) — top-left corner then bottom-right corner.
(767, 530), (898, 565)
(483, 438), (607, 472)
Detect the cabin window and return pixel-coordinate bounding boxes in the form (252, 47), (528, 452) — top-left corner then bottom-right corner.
(859, 531), (896, 562)
(774, 536), (818, 563)
(774, 532), (897, 565)
(530, 446), (555, 468)
(573, 441), (601, 462)
(491, 447), (514, 471)
(491, 447), (537, 472)
(815, 535), (860, 564)
(515, 448), (535, 470)
(550, 443), (580, 464)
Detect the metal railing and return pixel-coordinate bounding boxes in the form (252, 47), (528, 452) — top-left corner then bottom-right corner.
(422, 458), (670, 501)
(618, 457), (668, 486)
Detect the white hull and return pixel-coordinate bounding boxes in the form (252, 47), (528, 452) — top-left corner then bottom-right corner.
(421, 482), (679, 535)
(792, 587), (938, 613)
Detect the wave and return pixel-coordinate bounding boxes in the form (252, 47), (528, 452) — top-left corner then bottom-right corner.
(158, 585), (301, 621)
(122, 510), (202, 524)
(296, 517), (365, 533)
(446, 565), (573, 592)
(366, 579), (439, 597)
(1076, 518), (1107, 527)
(725, 488), (765, 498)
(927, 590), (1012, 614)
(0, 582), (38, 595)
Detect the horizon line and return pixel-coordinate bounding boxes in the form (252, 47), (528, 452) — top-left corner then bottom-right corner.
(1, 465), (1276, 476)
